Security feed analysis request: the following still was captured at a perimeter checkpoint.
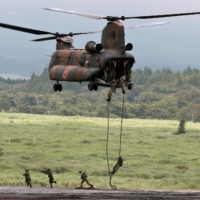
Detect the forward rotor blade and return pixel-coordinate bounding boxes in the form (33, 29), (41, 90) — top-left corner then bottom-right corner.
(32, 31), (101, 42)
(0, 22), (54, 35)
(126, 12), (200, 19)
(44, 8), (104, 20)
(32, 36), (56, 42)
(126, 22), (169, 29)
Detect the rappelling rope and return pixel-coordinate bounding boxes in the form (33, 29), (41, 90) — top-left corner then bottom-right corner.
(106, 93), (125, 189)
(106, 101), (116, 189)
(119, 93), (125, 156)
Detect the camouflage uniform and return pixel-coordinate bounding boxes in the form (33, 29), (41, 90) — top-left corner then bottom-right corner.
(107, 79), (117, 102)
(124, 61), (131, 82)
(120, 76), (126, 94)
(23, 169), (32, 188)
(110, 66), (116, 80)
(111, 156), (123, 175)
(102, 67), (109, 81)
(79, 171), (93, 188)
(44, 168), (57, 188)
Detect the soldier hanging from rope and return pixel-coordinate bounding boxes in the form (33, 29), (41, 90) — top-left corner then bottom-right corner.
(110, 156), (123, 175)
(124, 60), (131, 83)
(107, 79), (118, 102)
(120, 75), (126, 94)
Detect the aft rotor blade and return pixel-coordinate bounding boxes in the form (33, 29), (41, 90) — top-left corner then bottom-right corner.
(44, 8), (104, 20)
(0, 22), (54, 35)
(126, 22), (169, 29)
(126, 12), (200, 19)
(44, 9), (200, 21)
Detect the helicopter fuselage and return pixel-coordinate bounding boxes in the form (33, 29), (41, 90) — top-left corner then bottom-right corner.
(48, 21), (135, 90)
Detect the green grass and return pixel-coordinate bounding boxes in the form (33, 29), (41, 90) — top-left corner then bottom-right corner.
(0, 113), (200, 190)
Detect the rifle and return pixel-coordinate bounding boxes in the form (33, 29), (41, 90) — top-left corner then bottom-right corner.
(41, 168), (48, 174)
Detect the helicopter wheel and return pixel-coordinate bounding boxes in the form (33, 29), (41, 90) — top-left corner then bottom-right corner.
(53, 84), (58, 92)
(93, 85), (98, 91)
(57, 84), (62, 92)
(128, 83), (132, 90)
(88, 82), (94, 91)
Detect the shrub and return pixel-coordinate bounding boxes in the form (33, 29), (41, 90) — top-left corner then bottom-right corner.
(54, 166), (71, 174)
(175, 165), (189, 171)
(174, 119), (186, 135)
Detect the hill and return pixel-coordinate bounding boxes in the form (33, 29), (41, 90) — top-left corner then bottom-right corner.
(0, 55), (47, 77)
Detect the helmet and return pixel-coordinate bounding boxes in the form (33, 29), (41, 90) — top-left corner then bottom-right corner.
(79, 170), (82, 173)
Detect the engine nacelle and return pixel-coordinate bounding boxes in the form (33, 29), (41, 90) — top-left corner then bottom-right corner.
(85, 41), (103, 54)
(125, 43), (133, 51)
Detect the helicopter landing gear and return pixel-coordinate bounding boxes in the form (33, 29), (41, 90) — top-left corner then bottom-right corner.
(88, 82), (98, 91)
(127, 83), (133, 90)
(53, 82), (62, 92)
(93, 85), (98, 91)
(88, 82), (94, 91)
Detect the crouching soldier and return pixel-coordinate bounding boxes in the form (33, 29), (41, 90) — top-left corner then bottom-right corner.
(23, 169), (32, 188)
(79, 170), (93, 188)
(42, 168), (57, 188)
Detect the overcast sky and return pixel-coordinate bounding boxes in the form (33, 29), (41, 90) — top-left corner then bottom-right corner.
(0, 0), (200, 72)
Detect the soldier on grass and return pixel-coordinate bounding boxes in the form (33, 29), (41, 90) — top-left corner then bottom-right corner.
(79, 170), (93, 188)
(42, 168), (57, 188)
(23, 169), (32, 188)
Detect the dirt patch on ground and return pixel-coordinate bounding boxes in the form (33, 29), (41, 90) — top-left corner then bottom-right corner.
(0, 186), (200, 200)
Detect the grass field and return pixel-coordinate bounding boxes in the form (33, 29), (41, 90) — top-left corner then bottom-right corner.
(0, 112), (200, 190)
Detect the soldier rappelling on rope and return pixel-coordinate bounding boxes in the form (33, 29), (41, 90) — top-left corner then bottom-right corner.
(120, 76), (126, 94)
(110, 156), (124, 175)
(107, 79), (117, 102)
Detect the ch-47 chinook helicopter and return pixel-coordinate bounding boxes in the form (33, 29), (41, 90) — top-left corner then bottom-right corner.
(0, 9), (200, 92)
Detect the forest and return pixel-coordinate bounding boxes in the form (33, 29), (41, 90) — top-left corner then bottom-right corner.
(0, 66), (200, 122)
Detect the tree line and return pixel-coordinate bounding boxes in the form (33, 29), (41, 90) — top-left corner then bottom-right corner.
(0, 66), (200, 122)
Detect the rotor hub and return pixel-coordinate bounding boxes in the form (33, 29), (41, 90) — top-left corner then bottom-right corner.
(106, 16), (125, 21)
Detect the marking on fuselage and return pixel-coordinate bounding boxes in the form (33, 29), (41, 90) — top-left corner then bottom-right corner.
(63, 71), (67, 79)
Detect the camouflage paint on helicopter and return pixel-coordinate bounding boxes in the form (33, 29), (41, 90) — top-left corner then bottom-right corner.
(48, 20), (135, 91)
